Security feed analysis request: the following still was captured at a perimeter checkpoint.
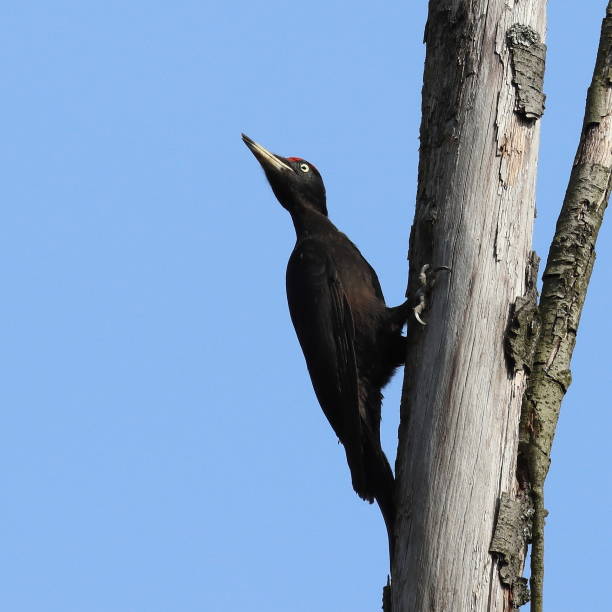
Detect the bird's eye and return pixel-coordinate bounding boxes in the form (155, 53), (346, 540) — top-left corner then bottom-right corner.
(299, 163), (310, 173)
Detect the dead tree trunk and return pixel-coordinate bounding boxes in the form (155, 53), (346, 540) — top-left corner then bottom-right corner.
(392, 2), (546, 610)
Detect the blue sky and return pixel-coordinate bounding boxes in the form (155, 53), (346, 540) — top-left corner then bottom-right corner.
(1, 2), (609, 611)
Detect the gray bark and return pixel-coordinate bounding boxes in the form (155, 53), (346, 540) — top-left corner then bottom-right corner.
(392, 2), (546, 610)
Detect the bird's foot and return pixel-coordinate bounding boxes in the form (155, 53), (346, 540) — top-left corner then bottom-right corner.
(413, 264), (450, 325)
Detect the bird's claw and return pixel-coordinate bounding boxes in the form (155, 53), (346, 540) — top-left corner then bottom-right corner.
(413, 303), (427, 326)
(413, 264), (450, 325)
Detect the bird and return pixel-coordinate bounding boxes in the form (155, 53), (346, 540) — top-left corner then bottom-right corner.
(242, 133), (410, 559)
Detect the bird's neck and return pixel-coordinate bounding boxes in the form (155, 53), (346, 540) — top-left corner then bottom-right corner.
(290, 205), (335, 239)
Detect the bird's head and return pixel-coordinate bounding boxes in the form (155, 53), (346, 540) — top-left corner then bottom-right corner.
(242, 134), (327, 216)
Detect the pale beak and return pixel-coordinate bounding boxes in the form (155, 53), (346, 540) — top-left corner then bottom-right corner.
(241, 133), (295, 174)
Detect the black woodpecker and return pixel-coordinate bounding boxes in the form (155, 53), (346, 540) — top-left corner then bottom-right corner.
(242, 134), (410, 558)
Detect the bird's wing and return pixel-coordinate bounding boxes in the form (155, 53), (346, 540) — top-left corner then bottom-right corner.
(344, 235), (386, 302)
(286, 240), (368, 499)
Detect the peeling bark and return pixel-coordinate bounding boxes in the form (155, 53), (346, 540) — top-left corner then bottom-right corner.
(506, 24), (546, 121)
(489, 491), (533, 608)
(504, 251), (541, 374)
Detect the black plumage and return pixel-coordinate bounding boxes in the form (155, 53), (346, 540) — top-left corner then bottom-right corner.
(242, 134), (409, 556)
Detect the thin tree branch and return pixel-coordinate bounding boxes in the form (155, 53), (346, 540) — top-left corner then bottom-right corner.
(519, 3), (612, 610)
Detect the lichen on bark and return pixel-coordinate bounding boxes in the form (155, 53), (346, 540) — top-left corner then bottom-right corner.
(490, 492), (534, 608)
(505, 251), (541, 374)
(506, 24), (546, 121)
(518, 4), (612, 610)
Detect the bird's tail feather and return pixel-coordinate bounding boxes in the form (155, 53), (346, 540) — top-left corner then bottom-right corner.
(344, 426), (395, 562)
(364, 432), (395, 562)
(344, 443), (372, 503)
